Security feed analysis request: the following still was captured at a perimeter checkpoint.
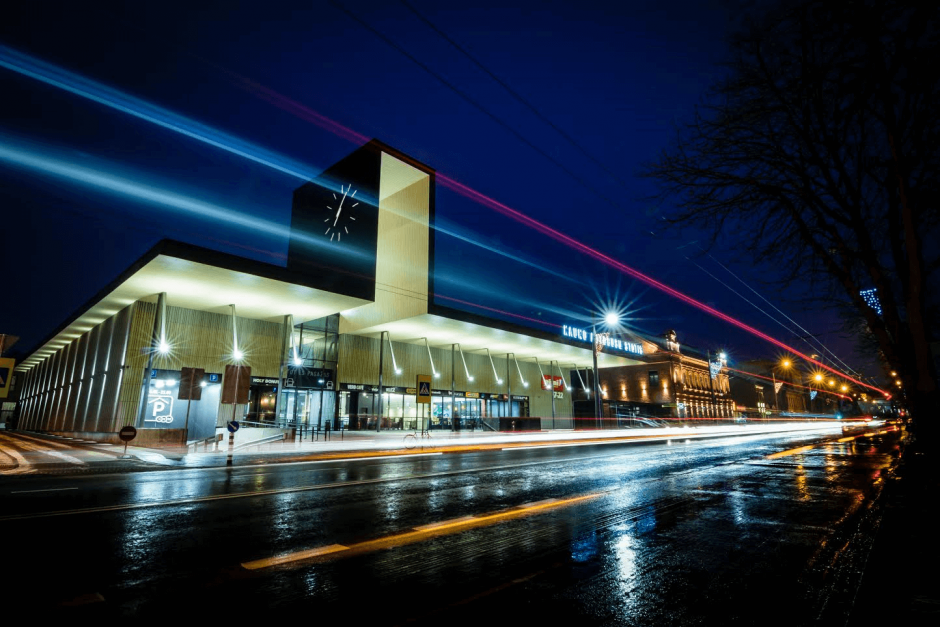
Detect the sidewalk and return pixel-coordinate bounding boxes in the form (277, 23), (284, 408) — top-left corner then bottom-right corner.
(847, 434), (940, 625)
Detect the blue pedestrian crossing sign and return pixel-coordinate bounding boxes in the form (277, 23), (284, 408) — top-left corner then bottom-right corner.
(416, 374), (432, 405)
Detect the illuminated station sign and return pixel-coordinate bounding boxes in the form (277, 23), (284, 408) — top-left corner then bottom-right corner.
(561, 324), (644, 356)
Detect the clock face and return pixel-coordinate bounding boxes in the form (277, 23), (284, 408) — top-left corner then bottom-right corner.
(288, 143), (380, 301)
(323, 183), (359, 243)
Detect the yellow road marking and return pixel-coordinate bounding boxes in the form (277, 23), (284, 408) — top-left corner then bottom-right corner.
(766, 445), (815, 459)
(242, 544), (348, 569)
(414, 515), (476, 531)
(241, 491), (604, 571)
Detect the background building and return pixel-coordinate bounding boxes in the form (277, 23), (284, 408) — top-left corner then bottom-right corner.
(576, 330), (733, 424)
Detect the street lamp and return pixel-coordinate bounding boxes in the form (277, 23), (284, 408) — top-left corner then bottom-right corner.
(774, 358), (794, 412)
(704, 349), (727, 420)
(593, 311), (620, 429)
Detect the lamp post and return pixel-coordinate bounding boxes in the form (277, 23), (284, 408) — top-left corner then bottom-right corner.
(592, 312), (620, 430)
(706, 350), (717, 421)
(592, 323), (601, 429)
(775, 359), (792, 413)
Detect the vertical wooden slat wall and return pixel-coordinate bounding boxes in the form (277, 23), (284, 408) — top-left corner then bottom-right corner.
(19, 300), (288, 434)
(118, 301), (286, 428)
(116, 300), (157, 428)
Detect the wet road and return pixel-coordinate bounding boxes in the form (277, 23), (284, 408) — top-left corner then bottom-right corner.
(1, 427), (902, 623)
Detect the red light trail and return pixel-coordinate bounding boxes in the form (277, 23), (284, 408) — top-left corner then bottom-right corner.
(225, 71), (889, 397)
(209, 67), (890, 398)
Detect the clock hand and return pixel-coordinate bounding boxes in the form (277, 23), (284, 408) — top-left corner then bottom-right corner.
(333, 186), (350, 227)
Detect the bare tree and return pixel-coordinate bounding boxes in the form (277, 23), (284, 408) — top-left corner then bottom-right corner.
(646, 0), (940, 435)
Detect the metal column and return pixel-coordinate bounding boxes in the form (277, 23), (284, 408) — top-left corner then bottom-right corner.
(377, 331), (385, 432)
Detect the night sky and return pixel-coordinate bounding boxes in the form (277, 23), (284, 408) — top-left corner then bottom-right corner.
(0, 1), (875, 379)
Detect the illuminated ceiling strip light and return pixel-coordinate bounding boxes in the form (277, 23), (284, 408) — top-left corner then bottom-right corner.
(534, 357), (546, 382)
(424, 338), (438, 378)
(512, 354), (528, 388)
(486, 349), (502, 384)
(457, 344), (473, 381)
(386, 333), (401, 374)
(556, 362), (570, 391)
(289, 315), (301, 366)
(231, 304), (242, 361)
(157, 292), (168, 353)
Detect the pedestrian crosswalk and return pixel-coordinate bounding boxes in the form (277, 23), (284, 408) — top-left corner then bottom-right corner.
(0, 432), (121, 474)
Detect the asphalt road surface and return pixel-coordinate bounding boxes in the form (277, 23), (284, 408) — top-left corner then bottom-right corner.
(0, 426), (902, 624)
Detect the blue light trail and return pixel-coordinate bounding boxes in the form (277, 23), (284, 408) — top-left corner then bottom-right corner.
(0, 44), (315, 183)
(0, 43), (575, 284)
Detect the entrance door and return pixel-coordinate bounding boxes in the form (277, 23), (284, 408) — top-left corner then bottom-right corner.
(281, 388), (334, 428)
(280, 389), (309, 426)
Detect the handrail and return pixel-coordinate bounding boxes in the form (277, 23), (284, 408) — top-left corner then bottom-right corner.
(237, 420), (276, 428)
(188, 433), (223, 453)
(233, 432), (288, 451)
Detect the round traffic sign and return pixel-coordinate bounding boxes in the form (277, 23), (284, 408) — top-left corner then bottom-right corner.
(227, 420), (240, 433)
(119, 425), (137, 442)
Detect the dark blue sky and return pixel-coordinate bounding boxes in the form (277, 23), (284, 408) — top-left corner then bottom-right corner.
(0, 1), (875, 379)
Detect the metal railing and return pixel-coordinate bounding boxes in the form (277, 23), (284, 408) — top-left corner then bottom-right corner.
(293, 423), (344, 441)
(188, 433), (223, 453)
(233, 432), (289, 451)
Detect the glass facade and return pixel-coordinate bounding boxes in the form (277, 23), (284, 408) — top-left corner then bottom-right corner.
(276, 314), (339, 428)
(338, 386), (528, 430)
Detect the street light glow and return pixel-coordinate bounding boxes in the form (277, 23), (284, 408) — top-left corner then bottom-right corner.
(604, 312), (620, 326)
(782, 359), (791, 368)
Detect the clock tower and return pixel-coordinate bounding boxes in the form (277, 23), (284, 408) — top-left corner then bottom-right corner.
(287, 140), (434, 329)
